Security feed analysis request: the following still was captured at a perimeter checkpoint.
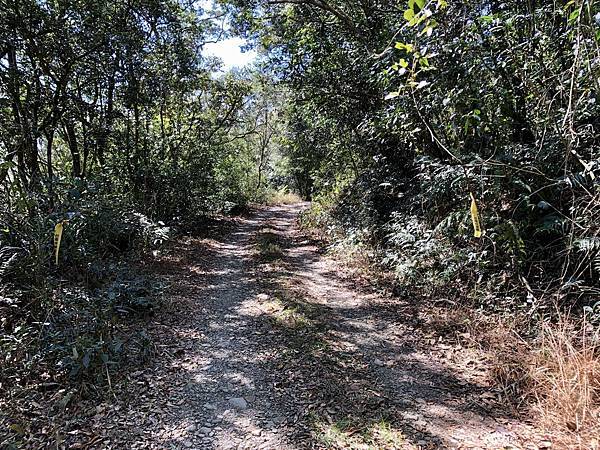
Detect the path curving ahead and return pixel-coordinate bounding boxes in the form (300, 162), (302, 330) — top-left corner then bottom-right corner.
(96, 204), (542, 450)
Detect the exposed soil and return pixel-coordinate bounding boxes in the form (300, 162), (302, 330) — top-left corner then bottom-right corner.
(7, 204), (553, 449)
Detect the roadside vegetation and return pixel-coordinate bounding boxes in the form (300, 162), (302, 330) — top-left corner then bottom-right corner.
(0, 0), (291, 441)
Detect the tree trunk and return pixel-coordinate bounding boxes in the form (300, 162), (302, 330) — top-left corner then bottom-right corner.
(7, 43), (31, 187)
(98, 64), (116, 167)
(45, 129), (55, 209)
(65, 120), (82, 178)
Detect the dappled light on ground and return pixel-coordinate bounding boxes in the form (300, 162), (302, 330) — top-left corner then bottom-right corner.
(28, 204), (550, 449)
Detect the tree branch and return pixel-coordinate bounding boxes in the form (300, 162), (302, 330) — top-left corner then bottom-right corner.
(267, 0), (356, 33)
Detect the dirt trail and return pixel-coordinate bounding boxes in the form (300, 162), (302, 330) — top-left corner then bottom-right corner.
(94, 204), (543, 449)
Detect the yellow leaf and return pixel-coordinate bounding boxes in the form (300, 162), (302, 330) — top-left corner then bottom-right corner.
(470, 193), (482, 238)
(54, 221), (64, 266)
(395, 42), (414, 53)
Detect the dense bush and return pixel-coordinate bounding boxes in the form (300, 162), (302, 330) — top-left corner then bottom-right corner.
(0, 0), (288, 400)
(0, 175), (166, 390)
(228, 0), (600, 318)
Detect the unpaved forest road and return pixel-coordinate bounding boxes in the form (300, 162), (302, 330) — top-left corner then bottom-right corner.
(96, 204), (544, 449)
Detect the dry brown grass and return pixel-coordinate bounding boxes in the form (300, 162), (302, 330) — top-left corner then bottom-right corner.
(529, 319), (600, 447)
(479, 317), (532, 407)
(265, 189), (302, 205)
(486, 316), (600, 449)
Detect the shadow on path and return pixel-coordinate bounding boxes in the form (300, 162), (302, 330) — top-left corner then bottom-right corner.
(97, 204), (537, 450)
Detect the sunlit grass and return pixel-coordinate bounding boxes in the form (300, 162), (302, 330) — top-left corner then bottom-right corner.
(262, 295), (312, 329)
(256, 230), (284, 260)
(265, 188), (303, 205)
(312, 415), (409, 449)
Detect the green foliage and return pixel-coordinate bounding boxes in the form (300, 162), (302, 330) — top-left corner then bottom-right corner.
(105, 272), (163, 315)
(0, 0), (297, 399)
(224, 0), (600, 316)
(584, 300), (600, 325)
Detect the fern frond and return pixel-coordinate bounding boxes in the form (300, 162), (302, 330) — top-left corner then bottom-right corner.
(573, 237), (600, 252)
